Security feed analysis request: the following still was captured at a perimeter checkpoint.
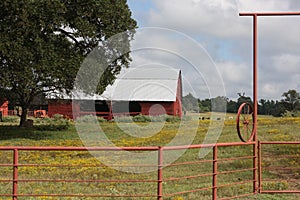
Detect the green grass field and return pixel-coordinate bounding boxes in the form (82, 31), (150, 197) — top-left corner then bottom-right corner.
(0, 113), (299, 199)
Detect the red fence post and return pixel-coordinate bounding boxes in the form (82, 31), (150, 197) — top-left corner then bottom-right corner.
(212, 146), (218, 200)
(157, 146), (163, 200)
(13, 148), (18, 200)
(253, 141), (258, 194)
(252, 14), (259, 194)
(258, 141), (262, 193)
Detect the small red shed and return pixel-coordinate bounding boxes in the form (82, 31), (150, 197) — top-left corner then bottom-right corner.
(0, 99), (9, 116)
(48, 67), (182, 119)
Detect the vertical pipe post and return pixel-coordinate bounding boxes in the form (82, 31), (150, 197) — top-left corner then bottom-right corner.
(258, 141), (262, 193)
(212, 146), (218, 200)
(253, 14), (258, 194)
(13, 149), (18, 200)
(108, 101), (112, 121)
(157, 146), (163, 200)
(253, 144), (258, 193)
(253, 14), (258, 139)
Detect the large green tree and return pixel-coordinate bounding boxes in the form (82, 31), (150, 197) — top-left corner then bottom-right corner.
(0, 0), (137, 126)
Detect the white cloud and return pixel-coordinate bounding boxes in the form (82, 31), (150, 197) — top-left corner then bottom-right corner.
(258, 54), (300, 99)
(261, 83), (282, 99)
(146, 0), (250, 39)
(236, 0), (290, 12)
(129, 28), (226, 99)
(216, 61), (253, 99)
(128, 0), (300, 100)
(218, 61), (250, 84)
(272, 54), (300, 74)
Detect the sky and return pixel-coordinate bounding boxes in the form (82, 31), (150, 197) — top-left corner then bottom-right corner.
(126, 0), (300, 101)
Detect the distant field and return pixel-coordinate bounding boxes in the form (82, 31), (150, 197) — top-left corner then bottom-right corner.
(0, 114), (299, 199)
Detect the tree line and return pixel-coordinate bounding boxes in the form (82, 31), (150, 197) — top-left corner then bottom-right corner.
(182, 89), (300, 117)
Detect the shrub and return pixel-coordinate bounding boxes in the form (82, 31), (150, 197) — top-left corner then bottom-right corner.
(132, 114), (151, 122)
(282, 110), (300, 117)
(113, 114), (189, 123)
(97, 117), (107, 123)
(149, 115), (169, 122)
(53, 114), (64, 120)
(75, 115), (107, 123)
(2, 116), (19, 123)
(113, 116), (133, 123)
(114, 115), (161, 123)
(165, 115), (181, 123)
(34, 115), (70, 131)
(76, 115), (98, 123)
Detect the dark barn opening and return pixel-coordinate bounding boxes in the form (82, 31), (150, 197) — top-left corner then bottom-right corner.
(112, 101), (141, 114)
(79, 100), (109, 112)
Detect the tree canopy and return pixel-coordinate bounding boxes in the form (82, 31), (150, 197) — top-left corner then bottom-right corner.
(0, 0), (137, 126)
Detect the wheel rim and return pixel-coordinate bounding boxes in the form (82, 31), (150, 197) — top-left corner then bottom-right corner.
(236, 102), (255, 142)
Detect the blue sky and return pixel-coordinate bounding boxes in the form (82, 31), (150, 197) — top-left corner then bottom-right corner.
(128, 0), (157, 14)
(126, 0), (300, 100)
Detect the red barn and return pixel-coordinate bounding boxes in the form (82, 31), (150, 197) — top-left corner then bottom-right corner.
(48, 67), (182, 119)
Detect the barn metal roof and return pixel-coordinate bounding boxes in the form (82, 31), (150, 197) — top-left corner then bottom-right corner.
(101, 67), (181, 102)
(49, 67), (181, 102)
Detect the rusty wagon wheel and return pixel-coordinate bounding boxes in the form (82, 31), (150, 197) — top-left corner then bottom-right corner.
(236, 102), (255, 142)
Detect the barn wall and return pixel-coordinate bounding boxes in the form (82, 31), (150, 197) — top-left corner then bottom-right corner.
(139, 102), (175, 116)
(174, 72), (183, 117)
(48, 100), (80, 119)
(48, 99), (181, 119)
(0, 100), (9, 116)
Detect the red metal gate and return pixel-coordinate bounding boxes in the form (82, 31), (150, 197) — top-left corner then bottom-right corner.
(259, 141), (300, 194)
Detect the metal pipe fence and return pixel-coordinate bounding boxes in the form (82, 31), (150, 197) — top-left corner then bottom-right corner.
(0, 142), (258, 199)
(1, 141), (298, 199)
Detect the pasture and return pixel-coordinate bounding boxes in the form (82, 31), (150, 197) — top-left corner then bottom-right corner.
(0, 113), (299, 199)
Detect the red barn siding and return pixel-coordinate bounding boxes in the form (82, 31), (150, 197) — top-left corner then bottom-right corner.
(48, 99), (182, 119)
(48, 100), (80, 119)
(0, 100), (9, 116)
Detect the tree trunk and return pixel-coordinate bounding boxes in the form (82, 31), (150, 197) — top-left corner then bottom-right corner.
(19, 107), (28, 127)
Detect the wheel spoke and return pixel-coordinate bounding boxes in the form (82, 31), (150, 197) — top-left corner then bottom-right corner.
(246, 125), (251, 137)
(242, 114), (246, 121)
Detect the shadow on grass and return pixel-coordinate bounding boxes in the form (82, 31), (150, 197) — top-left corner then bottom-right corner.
(0, 125), (77, 141)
